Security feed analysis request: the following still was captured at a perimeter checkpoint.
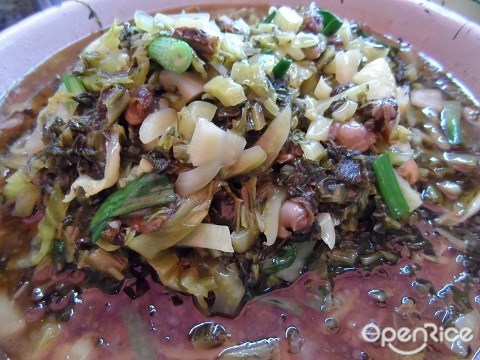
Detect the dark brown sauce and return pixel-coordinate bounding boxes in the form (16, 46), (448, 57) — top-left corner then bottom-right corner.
(10, 242), (476, 359)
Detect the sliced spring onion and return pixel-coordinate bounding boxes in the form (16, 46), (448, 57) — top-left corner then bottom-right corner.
(62, 72), (85, 94)
(371, 154), (410, 219)
(263, 11), (277, 24)
(440, 101), (464, 145)
(320, 10), (343, 37)
(277, 241), (316, 282)
(89, 173), (175, 242)
(260, 244), (297, 275)
(50, 240), (66, 266)
(148, 37), (193, 74)
(272, 58), (292, 79)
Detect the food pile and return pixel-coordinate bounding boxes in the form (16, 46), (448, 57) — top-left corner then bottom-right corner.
(0, 5), (479, 350)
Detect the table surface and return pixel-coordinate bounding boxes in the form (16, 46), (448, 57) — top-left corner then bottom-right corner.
(0, 0), (479, 32)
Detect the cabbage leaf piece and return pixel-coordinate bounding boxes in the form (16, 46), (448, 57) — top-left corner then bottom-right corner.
(254, 106), (291, 173)
(79, 21), (150, 92)
(149, 249), (245, 316)
(126, 182), (217, 259)
(17, 186), (69, 268)
(176, 223), (234, 253)
(4, 169), (31, 200)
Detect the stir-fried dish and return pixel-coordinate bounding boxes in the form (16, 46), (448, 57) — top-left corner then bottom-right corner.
(0, 5), (479, 359)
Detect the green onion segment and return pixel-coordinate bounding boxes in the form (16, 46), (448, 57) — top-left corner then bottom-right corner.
(62, 73), (86, 94)
(320, 10), (343, 37)
(272, 58), (292, 79)
(148, 37), (193, 74)
(263, 11), (277, 24)
(260, 244), (297, 274)
(371, 154), (410, 219)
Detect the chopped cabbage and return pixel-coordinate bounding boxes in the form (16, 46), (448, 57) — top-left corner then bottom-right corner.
(316, 213), (336, 249)
(394, 171), (423, 212)
(149, 250), (244, 316)
(306, 115), (333, 141)
(231, 62), (272, 98)
(4, 169), (30, 200)
(12, 183), (40, 217)
(178, 101), (218, 141)
(126, 182), (216, 259)
(335, 49), (362, 84)
(352, 57), (397, 100)
(254, 106), (292, 172)
(176, 223), (234, 252)
(313, 76), (332, 100)
(262, 187), (288, 246)
(0, 293), (25, 340)
(17, 186), (69, 268)
(204, 76), (247, 107)
(300, 140), (325, 161)
(176, 162), (223, 198)
(331, 100), (358, 122)
(159, 71), (206, 103)
(139, 108), (178, 144)
(221, 146), (267, 179)
(273, 6), (304, 33)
